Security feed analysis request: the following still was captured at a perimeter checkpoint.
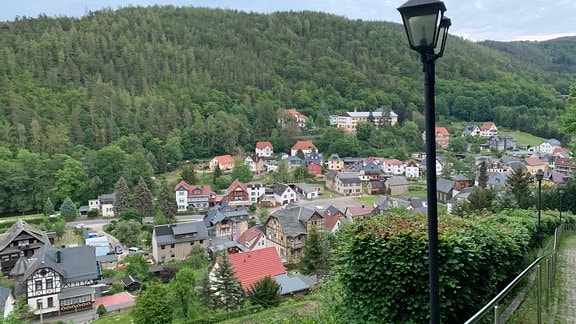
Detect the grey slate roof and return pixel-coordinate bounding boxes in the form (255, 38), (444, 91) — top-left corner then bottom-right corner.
(437, 178), (454, 194)
(22, 245), (99, 285)
(275, 273), (317, 295)
(154, 221), (209, 246)
(452, 174), (469, 181)
(486, 172), (508, 186)
(387, 177), (409, 186)
(327, 154), (342, 161)
(337, 172), (361, 184)
(325, 170), (338, 180)
(270, 204), (317, 237)
(0, 219), (51, 253)
(96, 253), (118, 263)
(204, 201), (250, 227)
(544, 139), (561, 146)
(273, 183), (291, 195)
(323, 205), (341, 216)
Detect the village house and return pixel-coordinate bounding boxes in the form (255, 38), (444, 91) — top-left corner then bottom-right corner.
(524, 155), (548, 176)
(326, 154), (344, 171)
(322, 206), (347, 233)
(88, 193), (116, 218)
(273, 184), (297, 205)
(0, 219), (54, 274)
(539, 139), (561, 154)
(174, 181), (214, 212)
(209, 154), (235, 172)
(336, 107), (398, 133)
(423, 127), (450, 149)
(246, 182), (266, 204)
(461, 124), (480, 137)
(244, 153), (267, 175)
(223, 179), (251, 207)
(277, 108), (308, 129)
(359, 161), (382, 181)
(452, 174), (470, 191)
(555, 157), (576, 175)
(307, 162), (322, 176)
(345, 205), (375, 221)
(236, 226), (267, 252)
(437, 178), (454, 204)
(489, 135), (517, 152)
(255, 141), (274, 157)
(479, 122), (498, 137)
(334, 172), (362, 196)
(290, 140), (317, 157)
(367, 180), (386, 195)
(266, 204), (324, 263)
(12, 245), (100, 317)
(405, 159), (420, 178)
(152, 222), (209, 264)
(204, 201), (250, 240)
(384, 177), (409, 196)
(292, 183), (322, 200)
(382, 159), (405, 175)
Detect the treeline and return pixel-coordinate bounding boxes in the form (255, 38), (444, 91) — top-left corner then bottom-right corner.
(0, 6), (569, 154)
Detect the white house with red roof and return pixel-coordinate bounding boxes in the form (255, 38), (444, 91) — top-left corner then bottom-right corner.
(209, 154), (235, 172)
(236, 226), (267, 251)
(174, 180), (214, 212)
(539, 139), (561, 154)
(290, 140), (317, 156)
(382, 159), (405, 175)
(278, 108), (308, 129)
(479, 122), (498, 137)
(210, 247), (286, 291)
(255, 141), (274, 157)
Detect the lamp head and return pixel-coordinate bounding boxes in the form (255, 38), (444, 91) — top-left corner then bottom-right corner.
(535, 169), (544, 182)
(397, 0), (447, 54)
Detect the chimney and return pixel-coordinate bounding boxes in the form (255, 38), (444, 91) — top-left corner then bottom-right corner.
(354, 107), (357, 112)
(56, 250), (61, 263)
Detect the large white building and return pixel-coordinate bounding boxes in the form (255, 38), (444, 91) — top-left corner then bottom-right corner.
(337, 108), (397, 133)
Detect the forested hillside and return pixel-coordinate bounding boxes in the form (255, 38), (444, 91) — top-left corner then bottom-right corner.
(0, 6), (573, 215)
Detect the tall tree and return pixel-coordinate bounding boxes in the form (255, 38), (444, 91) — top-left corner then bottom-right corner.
(157, 184), (177, 223)
(478, 161), (488, 189)
(298, 226), (329, 282)
(506, 167), (534, 209)
(212, 164), (222, 183)
(55, 157), (91, 206)
(131, 283), (173, 324)
(43, 198), (55, 216)
(59, 197), (78, 222)
(211, 253), (245, 312)
(170, 267), (201, 319)
(230, 162), (253, 183)
(466, 187), (495, 212)
(112, 220), (142, 248)
(180, 163), (198, 184)
(134, 177), (154, 219)
(114, 176), (131, 217)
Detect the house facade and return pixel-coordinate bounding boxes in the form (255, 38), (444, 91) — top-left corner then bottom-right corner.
(334, 172), (362, 196)
(246, 182), (266, 204)
(236, 226), (267, 251)
(266, 205), (324, 263)
(555, 158), (576, 175)
(255, 141), (274, 157)
(539, 139), (561, 154)
(209, 155), (235, 172)
(384, 177), (409, 196)
(273, 184), (297, 205)
(405, 160), (420, 178)
(174, 181), (214, 212)
(462, 125), (480, 137)
(336, 108), (398, 133)
(0, 219), (52, 274)
(223, 179), (250, 207)
(382, 159), (405, 175)
(434, 127), (450, 149)
(290, 140), (317, 157)
(277, 108), (308, 129)
(480, 122), (498, 137)
(327, 154), (344, 171)
(204, 201), (250, 240)
(12, 245), (100, 317)
(244, 154), (267, 175)
(152, 222), (209, 264)
(489, 135), (517, 152)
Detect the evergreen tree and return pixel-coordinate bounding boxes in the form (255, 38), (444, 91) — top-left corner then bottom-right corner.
(467, 187), (495, 212)
(157, 184), (177, 223)
(212, 164), (222, 183)
(134, 177), (154, 219)
(506, 167), (534, 209)
(296, 149), (305, 160)
(59, 197), (78, 222)
(180, 163), (198, 184)
(247, 275), (281, 309)
(212, 253), (245, 312)
(298, 226), (329, 282)
(131, 283), (173, 324)
(153, 211), (167, 226)
(96, 304), (107, 318)
(200, 272), (216, 310)
(478, 161), (488, 188)
(43, 198), (55, 216)
(114, 176), (131, 217)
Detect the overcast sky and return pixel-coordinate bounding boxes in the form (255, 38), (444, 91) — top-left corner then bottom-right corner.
(1, 0), (575, 42)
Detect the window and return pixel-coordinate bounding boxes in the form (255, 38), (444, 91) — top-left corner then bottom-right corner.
(35, 280), (42, 290)
(170, 244), (175, 248)
(37, 300), (42, 309)
(47, 297), (53, 308)
(46, 279), (53, 289)
(171, 253), (175, 258)
(199, 240), (204, 244)
(161, 245), (165, 250)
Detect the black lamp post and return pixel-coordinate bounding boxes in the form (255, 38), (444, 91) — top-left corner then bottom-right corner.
(397, 1), (450, 323)
(559, 189), (564, 224)
(536, 169), (544, 247)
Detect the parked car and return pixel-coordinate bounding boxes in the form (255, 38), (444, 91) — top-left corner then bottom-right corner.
(114, 246), (123, 254)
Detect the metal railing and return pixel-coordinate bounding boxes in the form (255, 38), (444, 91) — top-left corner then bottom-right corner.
(465, 225), (565, 324)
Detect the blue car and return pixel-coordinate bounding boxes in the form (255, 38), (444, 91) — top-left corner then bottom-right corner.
(115, 246), (123, 254)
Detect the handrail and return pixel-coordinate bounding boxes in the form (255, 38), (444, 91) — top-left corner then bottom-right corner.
(465, 225), (564, 324)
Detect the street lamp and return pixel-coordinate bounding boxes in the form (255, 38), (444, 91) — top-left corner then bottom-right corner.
(397, 1), (450, 323)
(559, 189), (564, 224)
(535, 169), (544, 248)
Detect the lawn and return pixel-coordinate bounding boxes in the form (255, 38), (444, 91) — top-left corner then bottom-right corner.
(0, 213), (43, 224)
(497, 129), (544, 147)
(93, 311), (133, 324)
(55, 228), (84, 247)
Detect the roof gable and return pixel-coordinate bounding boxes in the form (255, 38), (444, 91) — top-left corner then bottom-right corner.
(256, 141), (273, 149)
(291, 140), (316, 151)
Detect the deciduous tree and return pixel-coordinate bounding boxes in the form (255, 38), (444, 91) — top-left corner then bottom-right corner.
(132, 283), (173, 324)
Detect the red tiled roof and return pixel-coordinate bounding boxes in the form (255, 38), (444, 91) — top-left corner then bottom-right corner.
(285, 108), (308, 120)
(256, 141), (273, 149)
(384, 159), (403, 166)
(556, 157), (576, 167)
(480, 122), (496, 130)
(553, 147), (570, 154)
(435, 127), (450, 136)
(364, 157), (383, 164)
(214, 154), (235, 165)
(236, 226), (264, 249)
(174, 180), (212, 195)
(524, 157), (545, 166)
(227, 178), (248, 193)
(347, 206), (374, 216)
(229, 247), (285, 290)
(292, 140), (316, 151)
(324, 214), (341, 231)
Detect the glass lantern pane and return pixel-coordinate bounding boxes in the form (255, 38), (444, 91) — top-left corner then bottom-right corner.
(406, 13), (440, 49)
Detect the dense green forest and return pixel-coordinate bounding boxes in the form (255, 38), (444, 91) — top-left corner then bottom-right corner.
(0, 6), (574, 215)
